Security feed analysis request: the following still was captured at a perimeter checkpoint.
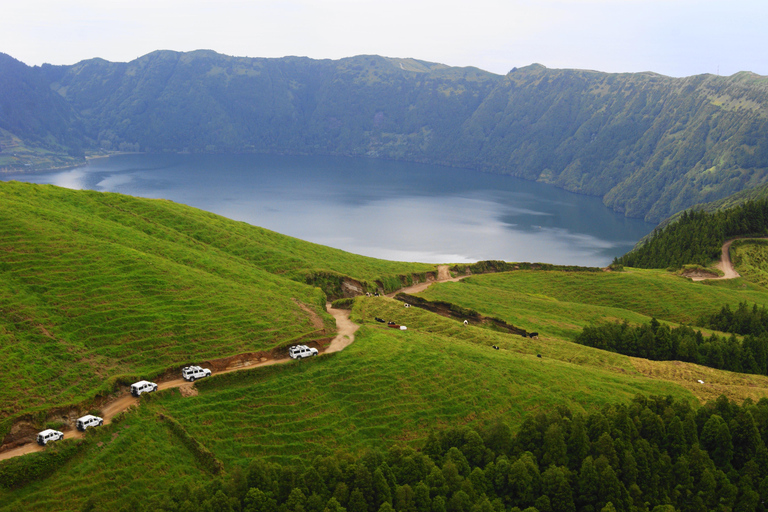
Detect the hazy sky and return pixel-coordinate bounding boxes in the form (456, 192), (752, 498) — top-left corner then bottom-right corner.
(3, 0), (766, 77)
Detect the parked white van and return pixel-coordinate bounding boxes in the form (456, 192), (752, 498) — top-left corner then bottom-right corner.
(130, 380), (158, 397)
(76, 414), (103, 431)
(36, 429), (64, 446)
(182, 365), (212, 382)
(289, 345), (318, 359)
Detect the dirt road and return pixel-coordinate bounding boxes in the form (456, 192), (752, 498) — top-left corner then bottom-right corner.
(0, 264), (463, 461)
(690, 239), (741, 281)
(388, 265), (466, 296)
(716, 239), (741, 279)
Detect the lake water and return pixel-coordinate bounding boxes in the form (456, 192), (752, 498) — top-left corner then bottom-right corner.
(2, 153), (655, 266)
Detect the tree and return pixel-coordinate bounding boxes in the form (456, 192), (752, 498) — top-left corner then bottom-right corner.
(324, 498), (347, 512)
(373, 468), (393, 508)
(245, 488), (279, 512)
(541, 466), (575, 512)
(286, 488), (308, 512)
(348, 489), (369, 512)
(541, 425), (568, 468)
(701, 415), (733, 467)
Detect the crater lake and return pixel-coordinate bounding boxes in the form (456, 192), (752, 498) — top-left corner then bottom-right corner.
(2, 153), (655, 266)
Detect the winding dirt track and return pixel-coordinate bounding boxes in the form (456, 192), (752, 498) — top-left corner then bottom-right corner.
(690, 239), (741, 281)
(0, 266), (458, 461)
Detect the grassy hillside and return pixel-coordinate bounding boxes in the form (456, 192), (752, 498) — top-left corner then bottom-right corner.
(0, 181), (434, 431)
(419, 269), (768, 332)
(731, 239), (768, 287)
(7, 288), (768, 510)
(6, 182), (768, 510)
(0, 297), (702, 511)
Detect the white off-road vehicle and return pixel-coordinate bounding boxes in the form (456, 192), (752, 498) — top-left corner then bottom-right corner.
(37, 429), (64, 446)
(76, 414), (104, 431)
(182, 365), (212, 382)
(289, 345), (318, 359)
(130, 380), (158, 397)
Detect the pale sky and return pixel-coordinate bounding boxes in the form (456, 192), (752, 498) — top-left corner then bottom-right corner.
(2, 0), (766, 77)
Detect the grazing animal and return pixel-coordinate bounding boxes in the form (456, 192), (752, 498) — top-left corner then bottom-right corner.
(537, 354), (542, 358)
(463, 320), (468, 326)
(404, 303), (410, 308)
(375, 317), (385, 323)
(492, 345), (500, 350)
(529, 332), (539, 339)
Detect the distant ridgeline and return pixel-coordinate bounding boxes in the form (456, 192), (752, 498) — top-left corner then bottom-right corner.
(615, 198), (768, 268)
(2, 50), (768, 222)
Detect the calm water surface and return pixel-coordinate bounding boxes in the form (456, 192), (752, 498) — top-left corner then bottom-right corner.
(3, 154), (655, 266)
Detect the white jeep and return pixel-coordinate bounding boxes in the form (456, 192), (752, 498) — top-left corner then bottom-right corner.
(76, 414), (104, 431)
(182, 365), (212, 382)
(37, 429), (64, 446)
(130, 380), (158, 397)
(289, 345), (318, 359)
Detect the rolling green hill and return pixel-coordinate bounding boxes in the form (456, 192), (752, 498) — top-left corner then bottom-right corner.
(0, 181), (434, 433)
(3, 182), (768, 510)
(3, 51), (768, 222)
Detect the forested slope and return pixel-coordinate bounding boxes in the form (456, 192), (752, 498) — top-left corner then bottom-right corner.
(3, 51), (768, 221)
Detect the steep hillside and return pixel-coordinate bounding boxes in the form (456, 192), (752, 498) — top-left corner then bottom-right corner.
(616, 198), (768, 269)
(5, 276), (768, 510)
(3, 183), (768, 510)
(4, 51), (768, 221)
(0, 181), (434, 433)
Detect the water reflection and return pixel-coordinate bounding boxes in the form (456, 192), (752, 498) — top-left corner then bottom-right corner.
(2, 154), (655, 266)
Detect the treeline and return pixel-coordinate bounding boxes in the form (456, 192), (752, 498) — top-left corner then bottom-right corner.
(106, 394), (768, 512)
(574, 318), (768, 376)
(615, 199), (768, 269)
(700, 301), (768, 336)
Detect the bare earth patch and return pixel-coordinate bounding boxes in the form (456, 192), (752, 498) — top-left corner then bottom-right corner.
(179, 383), (198, 397)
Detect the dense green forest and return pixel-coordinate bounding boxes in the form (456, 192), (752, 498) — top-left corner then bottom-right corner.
(615, 199), (768, 268)
(574, 317), (768, 377)
(700, 302), (768, 337)
(3, 50), (768, 221)
(64, 395), (768, 512)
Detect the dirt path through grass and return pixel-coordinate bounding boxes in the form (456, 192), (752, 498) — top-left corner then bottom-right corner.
(0, 265), (463, 461)
(691, 239), (741, 281)
(390, 265), (466, 295)
(717, 239), (741, 279)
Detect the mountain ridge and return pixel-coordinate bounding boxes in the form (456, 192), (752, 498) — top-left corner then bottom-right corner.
(3, 50), (768, 222)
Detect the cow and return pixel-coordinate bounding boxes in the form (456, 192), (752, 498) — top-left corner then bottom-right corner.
(537, 354), (542, 358)
(529, 332), (539, 339)
(375, 317), (385, 323)
(492, 345), (500, 350)
(463, 320), (468, 326)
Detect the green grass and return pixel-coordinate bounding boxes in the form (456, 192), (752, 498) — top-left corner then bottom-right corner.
(149, 298), (692, 466)
(416, 269), (768, 342)
(0, 297), (700, 510)
(0, 181), (434, 430)
(731, 239), (768, 287)
(0, 408), (209, 512)
(7, 181), (768, 511)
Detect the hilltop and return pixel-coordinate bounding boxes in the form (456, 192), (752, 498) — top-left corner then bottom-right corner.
(2, 51), (768, 222)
